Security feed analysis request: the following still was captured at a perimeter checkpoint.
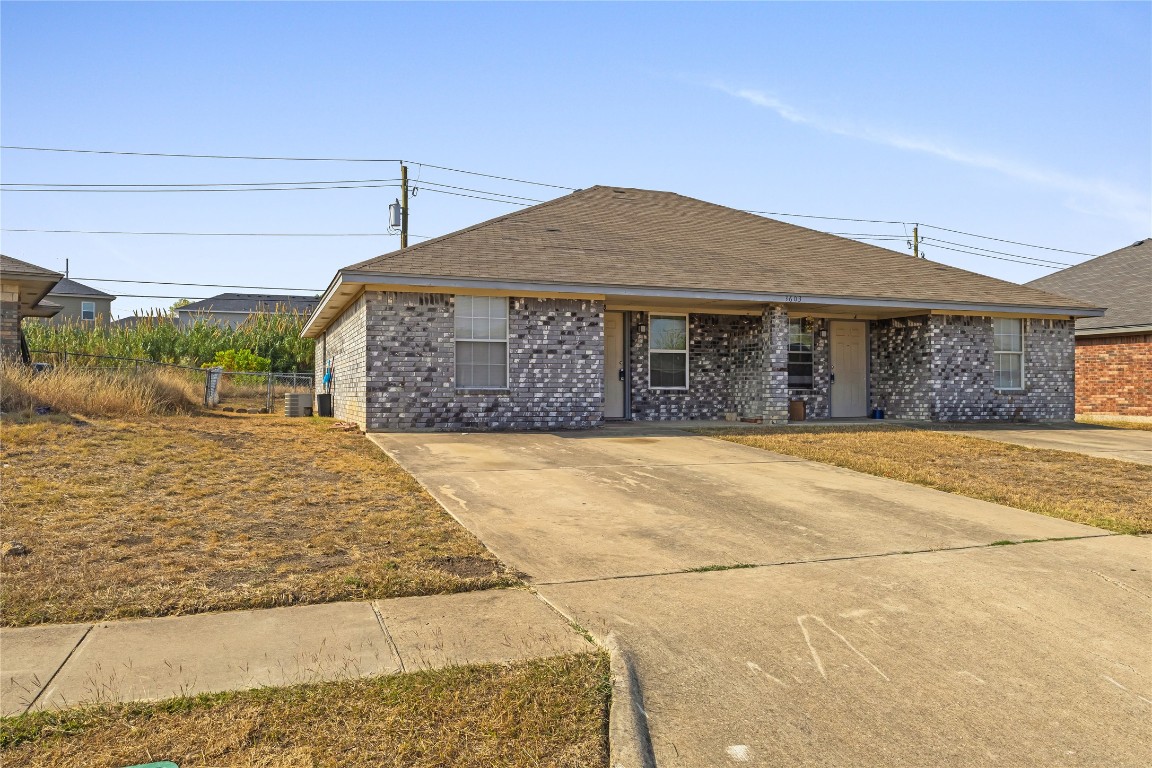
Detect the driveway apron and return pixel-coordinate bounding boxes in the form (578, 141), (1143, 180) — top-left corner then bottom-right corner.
(370, 429), (1152, 767)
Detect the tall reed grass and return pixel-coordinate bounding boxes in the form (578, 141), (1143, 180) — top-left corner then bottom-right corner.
(1, 363), (201, 418)
(23, 310), (314, 372)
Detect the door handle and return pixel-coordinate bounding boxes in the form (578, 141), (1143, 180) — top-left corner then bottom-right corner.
(618, 367), (626, 382)
(830, 372), (836, 384)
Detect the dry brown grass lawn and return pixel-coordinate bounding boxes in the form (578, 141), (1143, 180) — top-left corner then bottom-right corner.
(1, 364), (200, 419)
(0, 653), (609, 768)
(708, 425), (1152, 535)
(0, 414), (517, 627)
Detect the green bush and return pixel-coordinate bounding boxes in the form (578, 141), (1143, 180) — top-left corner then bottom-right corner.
(202, 349), (272, 372)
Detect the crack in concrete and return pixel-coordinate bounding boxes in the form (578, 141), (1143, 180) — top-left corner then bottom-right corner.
(532, 533), (1117, 587)
(24, 624), (93, 714)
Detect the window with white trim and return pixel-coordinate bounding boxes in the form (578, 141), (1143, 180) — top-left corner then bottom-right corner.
(455, 296), (508, 389)
(81, 301), (96, 321)
(788, 318), (814, 389)
(649, 314), (688, 389)
(993, 318), (1024, 390)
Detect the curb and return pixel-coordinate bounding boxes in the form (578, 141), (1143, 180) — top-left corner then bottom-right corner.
(604, 632), (658, 768)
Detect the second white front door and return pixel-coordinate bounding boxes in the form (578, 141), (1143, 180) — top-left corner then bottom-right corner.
(604, 311), (626, 418)
(830, 320), (868, 417)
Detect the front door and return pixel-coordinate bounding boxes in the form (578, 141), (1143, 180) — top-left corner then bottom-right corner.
(604, 311), (626, 418)
(830, 321), (868, 417)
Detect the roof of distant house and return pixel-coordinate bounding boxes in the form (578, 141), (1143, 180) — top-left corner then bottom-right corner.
(1026, 239), (1151, 333)
(178, 293), (320, 314)
(48, 277), (115, 299)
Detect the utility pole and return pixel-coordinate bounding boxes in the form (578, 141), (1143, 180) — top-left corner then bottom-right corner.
(912, 224), (921, 259)
(400, 164), (409, 249)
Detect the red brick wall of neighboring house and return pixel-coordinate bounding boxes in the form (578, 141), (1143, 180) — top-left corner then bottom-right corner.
(1075, 333), (1152, 415)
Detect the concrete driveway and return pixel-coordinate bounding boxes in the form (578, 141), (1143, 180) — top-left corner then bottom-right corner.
(926, 422), (1152, 465)
(370, 427), (1152, 767)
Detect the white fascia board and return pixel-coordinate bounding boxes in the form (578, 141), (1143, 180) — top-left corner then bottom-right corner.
(302, 269), (1106, 338)
(1075, 324), (1152, 337)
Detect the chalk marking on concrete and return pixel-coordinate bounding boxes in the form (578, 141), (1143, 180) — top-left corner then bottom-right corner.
(1090, 571), (1152, 600)
(957, 670), (987, 685)
(437, 486), (470, 510)
(726, 744), (751, 761)
(798, 614), (890, 682)
(1102, 675), (1152, 705)
(746, 661), (787, 687)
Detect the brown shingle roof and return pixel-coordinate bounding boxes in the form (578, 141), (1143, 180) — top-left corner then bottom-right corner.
(1026, 239), (1151, 332)
(343, 186), (1098, 312)
(1, 254), (63, 280)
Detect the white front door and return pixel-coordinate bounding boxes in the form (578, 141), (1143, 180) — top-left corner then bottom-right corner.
(830, 321), (868, 417)
(604, 311), (626, 418)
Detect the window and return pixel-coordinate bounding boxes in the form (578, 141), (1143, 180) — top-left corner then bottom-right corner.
(993, 318), (1024, 390)
(81, 301), (96, 321)
(455, 296), (508, 389)
(788, 318), (814, 389)
(649, 314), (688, 389)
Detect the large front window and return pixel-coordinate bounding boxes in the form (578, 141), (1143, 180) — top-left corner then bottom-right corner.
(455, 296), (508, 389)
(993, 318), (1024, 390)
(788, 318), (814, 389)
(649, 314), (688, 389)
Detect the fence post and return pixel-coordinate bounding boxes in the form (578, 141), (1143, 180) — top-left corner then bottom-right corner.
(267, 371), (273, 413)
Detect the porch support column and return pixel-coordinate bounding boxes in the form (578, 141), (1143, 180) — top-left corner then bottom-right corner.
(762, 304), (789, 424)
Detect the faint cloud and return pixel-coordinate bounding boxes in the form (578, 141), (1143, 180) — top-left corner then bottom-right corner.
(713, 83), (1150, 226)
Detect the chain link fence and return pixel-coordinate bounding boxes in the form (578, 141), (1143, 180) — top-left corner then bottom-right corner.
(28, 350), (314, 412)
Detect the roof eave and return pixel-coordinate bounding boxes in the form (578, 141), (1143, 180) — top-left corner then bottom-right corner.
(300, 270), (1104, 338)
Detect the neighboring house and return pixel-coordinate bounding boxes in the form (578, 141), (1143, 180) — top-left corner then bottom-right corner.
(302, 186), (1102, 432)
(177, 293), (320, 328)
(0, 254), (63, 362)
(1027, 239), (1151, 417)
(46, 277), (115, 323)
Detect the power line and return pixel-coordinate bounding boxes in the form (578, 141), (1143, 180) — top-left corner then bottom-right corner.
(918, 223), (1095, 257)
(747, 210), (908, 225)
(2, 228), (433, 238)
(921, 242), (1064, 269)
(920, 236), (1072, 267)
(72, 277), (322, 291)
(1, 182), (403, 193)
(3, 178), (401, 188)
(0, 145), (402, 163)
(1, 144), (577, 190)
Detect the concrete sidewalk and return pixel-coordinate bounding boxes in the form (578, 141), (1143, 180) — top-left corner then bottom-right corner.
(922, 422), (1152, 465)
(0, 588), (592, 717)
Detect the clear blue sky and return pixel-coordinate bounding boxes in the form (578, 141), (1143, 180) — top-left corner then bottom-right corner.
(2, 1), (1149, 318)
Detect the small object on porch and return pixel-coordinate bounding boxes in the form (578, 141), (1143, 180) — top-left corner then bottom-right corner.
(724, 412), (737, 421)
(788, 400), (806, 422)
(870, 407), (886, 419)
(740, 417), (763, 424)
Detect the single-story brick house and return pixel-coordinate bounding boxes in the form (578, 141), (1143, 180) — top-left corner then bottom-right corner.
(1027, 239), (1150, 417)
(303, 186), (1102, 431)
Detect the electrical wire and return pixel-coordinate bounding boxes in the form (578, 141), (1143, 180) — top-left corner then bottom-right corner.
(920, 236), (1073, 267)
(1, 183), (403, 193)
(2, 178), (401, 187)
(0, 144), (577, 190)
(918, 224), (1095, 257)
(71, 277), (322, 291)
(746, 210), (909, 225)
(2, 228), (433, 238)
(920, 242), (1064, 269)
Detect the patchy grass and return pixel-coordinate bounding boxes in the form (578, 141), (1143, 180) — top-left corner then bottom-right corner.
(706, 425), (1152, 535)
(0, 653), (609, 768)
(0, 414), (518, 627)
(1, 364), (201, 419)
